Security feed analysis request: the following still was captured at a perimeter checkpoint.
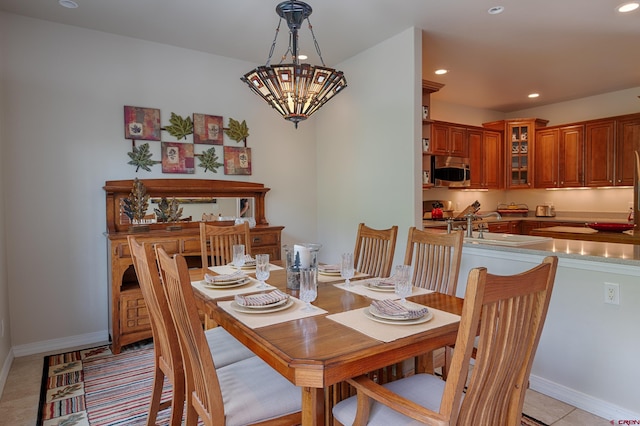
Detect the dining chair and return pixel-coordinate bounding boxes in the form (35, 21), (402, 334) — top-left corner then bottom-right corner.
(353, 222), (398, 278)
(403, 227), (464, 295)
(155, 245), (302, 426)
(199, 221), (252, 268)
(333, 256), (558, 426)
(127, 236), (255, 426)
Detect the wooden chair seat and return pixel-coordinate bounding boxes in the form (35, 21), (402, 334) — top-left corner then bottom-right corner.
(333, 256), (558, 426)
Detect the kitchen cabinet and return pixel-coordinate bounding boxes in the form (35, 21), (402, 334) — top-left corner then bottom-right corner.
(585, 114), (639, 187)
(534, 125), (584, 188)
(488, 220), (519, 234)
(483, 118), (549, 189)
(468, 129), (503, 189)
(431, 122), (468, 157)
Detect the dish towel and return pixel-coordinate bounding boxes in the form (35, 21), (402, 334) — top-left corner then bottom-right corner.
(370, 299), (428, 319)
(204, 270), (247, 284)
(234, 289), (289, 306)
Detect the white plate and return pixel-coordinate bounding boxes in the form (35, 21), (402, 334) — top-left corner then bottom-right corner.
(230, 298), (294, 314)
(364, 308), (433, 325)
(365, 281), (396, 292)
(319, 270), (342, 276)
(369, 301), (430, 321)
(202, 278), (251, 289)
(228, 263), (256, 270)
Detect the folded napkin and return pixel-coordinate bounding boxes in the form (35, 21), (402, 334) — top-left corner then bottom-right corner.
(319, 264), (341, 273)
(373, 277), (396, 288)
(370, 300), (428, 319)
(234, 289), (289, 306)
(204, 270), (247, 284)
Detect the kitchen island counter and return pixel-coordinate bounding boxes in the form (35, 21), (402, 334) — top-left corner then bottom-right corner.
(530, 225), (640, 245)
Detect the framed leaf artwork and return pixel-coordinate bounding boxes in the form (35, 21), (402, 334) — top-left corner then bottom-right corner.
(124, 106), (161, 141)
(224, 146), (252, 175)
(193, 113), (223, 145)
(161, 142), (195, 174)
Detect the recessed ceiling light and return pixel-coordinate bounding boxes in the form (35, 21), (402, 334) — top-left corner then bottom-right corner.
(488, 6), (505, 15)
(435, 69), (448, 75)
(298, 54), (308, 61)
(528, 93), (540, 99)
(59, 0), (78, 8)
(617, 2), (639, 12)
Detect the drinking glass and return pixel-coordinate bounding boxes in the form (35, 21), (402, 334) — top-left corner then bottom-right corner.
(299, 268), (318, 311)
(394, 265), (412, 303)
(232, 244), (245, 268)
(255, 254), (270, 289)
(340, 252), (355, 287)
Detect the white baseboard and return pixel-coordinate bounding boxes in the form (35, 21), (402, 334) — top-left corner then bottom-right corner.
(11, 330), (109, 357)
(0, 348), (15, 399)
(529, 374), (640, 421)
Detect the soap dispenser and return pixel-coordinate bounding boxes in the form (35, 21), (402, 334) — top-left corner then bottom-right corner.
(628, 207), (634, 223)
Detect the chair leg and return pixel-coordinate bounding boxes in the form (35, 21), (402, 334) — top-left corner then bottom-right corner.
(146, 364), (165, 426)
(169, 370), (186, 426)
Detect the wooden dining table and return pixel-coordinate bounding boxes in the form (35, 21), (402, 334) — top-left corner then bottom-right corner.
(190, 265), (464, 426)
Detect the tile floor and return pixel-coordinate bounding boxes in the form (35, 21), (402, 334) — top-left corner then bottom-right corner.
(0, 346), (613, 425)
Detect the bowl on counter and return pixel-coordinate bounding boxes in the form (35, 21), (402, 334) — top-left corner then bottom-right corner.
(586, 222), (635, 232)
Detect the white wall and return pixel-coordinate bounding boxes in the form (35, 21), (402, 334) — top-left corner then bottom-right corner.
(0, 13), (320, 354)
(316, 27), (421, 268)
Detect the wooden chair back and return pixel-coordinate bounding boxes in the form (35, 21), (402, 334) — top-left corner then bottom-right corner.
(353, 223), (398, 278)
(199, 221), (251, 268)
(155, 245), (224, 426)
(127, 236), (184, 425)
(344, 256), (558, 426)
(403, 227), (464, 295)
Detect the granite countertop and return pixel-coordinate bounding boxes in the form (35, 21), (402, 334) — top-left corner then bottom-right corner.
(462, 236), (640, 267)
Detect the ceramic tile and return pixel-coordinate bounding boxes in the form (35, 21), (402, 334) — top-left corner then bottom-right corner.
(523, 389), (574, 425)
(552, 408), (612, 426)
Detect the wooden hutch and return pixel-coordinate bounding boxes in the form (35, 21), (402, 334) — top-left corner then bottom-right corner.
(104, 178), (284, 353)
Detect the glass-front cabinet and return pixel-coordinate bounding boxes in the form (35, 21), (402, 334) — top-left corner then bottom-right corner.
(483, 118), (548, 189)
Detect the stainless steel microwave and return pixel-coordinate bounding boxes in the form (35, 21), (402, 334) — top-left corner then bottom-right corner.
(432, 156), (471, 187)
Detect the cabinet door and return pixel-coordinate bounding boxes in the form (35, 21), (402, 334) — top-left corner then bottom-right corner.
(559, 125), (584, 187)
(467, 130), (483, 188)
(483, 130), (502, 189)
(431, 124), (450, 155)
(616, 117), (640, 186)
(585, 120), (615, 187)
(534, 128), (559, 188)
(449, 126), (468, 157)
(507, 123), (533, 188)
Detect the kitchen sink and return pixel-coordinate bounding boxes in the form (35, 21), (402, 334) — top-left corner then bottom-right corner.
(464, 232), (552, 246)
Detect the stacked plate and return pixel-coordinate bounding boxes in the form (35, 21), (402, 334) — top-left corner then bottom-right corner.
(229, 259), (257, 270)
(365, 300), (433, 325)
(318, 264), (341, 276)
(202, 272), (250, 289)
(364, 278), (396, 292)
(231, 290), (294, 314)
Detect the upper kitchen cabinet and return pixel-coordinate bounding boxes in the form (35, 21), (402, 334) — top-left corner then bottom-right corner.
(483, 118), (548, 189)
(616, 115), (640, 185)
(535, 125), (584, 188)
(431, 122), (469, 157)
(468, 128), (503, 189)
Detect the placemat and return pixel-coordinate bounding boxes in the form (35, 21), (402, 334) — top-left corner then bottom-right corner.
(334, 279), (434, 300)
(217, 297), (327, 329)
(192, 278), (276, 300)
(326, 306), (460, 343)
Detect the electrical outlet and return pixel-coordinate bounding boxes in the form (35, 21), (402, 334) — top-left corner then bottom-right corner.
(604, 282), (620, 305)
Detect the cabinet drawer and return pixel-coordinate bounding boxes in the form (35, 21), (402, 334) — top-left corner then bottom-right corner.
(181, 237), (202, 254)
(250, 232), (279, 247)
(120, 289), (150, 334)
(116, 239), (180, 258)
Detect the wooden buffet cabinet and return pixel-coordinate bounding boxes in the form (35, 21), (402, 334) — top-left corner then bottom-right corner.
(104, 179), (284, 353)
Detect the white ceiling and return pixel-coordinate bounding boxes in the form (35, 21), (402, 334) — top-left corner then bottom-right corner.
(2, 0), (639, 112)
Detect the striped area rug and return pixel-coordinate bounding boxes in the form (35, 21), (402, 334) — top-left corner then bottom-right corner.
(39, 343), (548, 426)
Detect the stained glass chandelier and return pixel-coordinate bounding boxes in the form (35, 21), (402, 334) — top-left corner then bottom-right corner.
(241, 1), (347, 128)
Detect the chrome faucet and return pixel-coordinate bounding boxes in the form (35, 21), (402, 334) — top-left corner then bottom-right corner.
(463, 211), (502, 238)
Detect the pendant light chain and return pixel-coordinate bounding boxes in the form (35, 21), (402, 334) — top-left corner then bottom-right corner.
(307, 18), (326, 67)
(265, 19), (283, 67)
